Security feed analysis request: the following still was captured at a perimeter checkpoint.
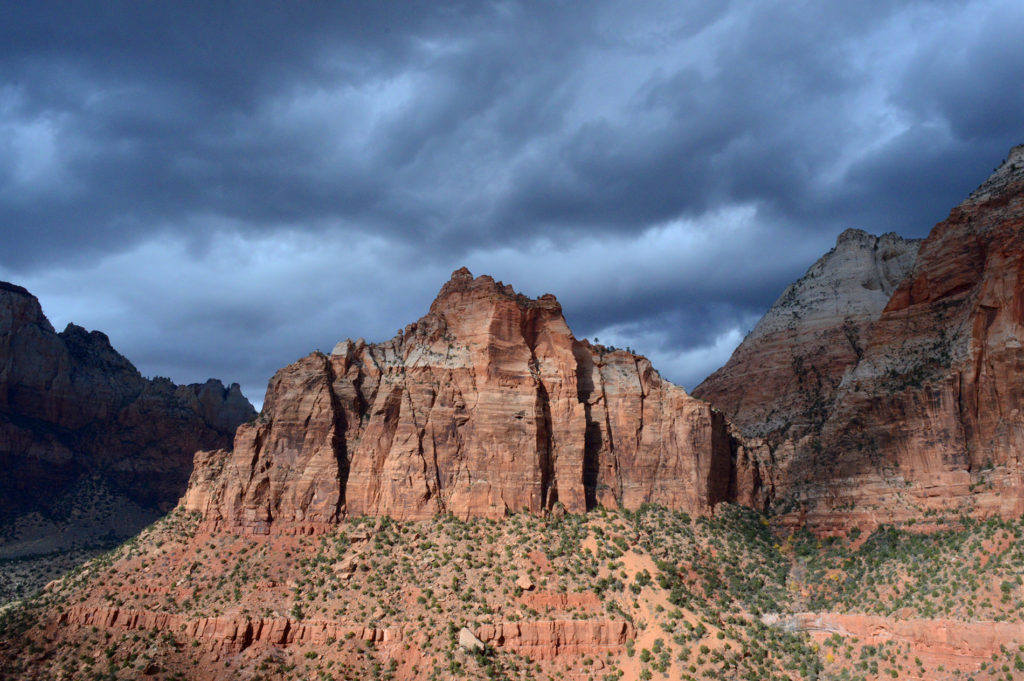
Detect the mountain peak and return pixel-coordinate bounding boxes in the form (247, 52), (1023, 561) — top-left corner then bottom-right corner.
(0, 281), (32, 297)
(450, 265), (473, 281)
(693, 228), (920, 437)
(183, 269), (756, 531)
(835, 227), (871, 246)
(0, 280), (53, 333)
(967, 143), (1024, 204)
(430, 267), (560, 317)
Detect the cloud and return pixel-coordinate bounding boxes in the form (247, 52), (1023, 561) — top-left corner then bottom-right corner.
(8, 229), (439, 406)
(1, 0), (1022, 403)
(5, 205), (829, 407)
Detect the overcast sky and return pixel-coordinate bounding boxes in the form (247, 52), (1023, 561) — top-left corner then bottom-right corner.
(2, 1), (1022, 407)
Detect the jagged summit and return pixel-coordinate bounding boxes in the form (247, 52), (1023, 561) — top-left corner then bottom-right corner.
(184, 269), (764, 531)
(835, 226), (872, 243)
(967, 143), (1024, 204)
(334, 268), (567, 359)
(431, 267), (560, 316)
(694, 229), (921, 438)
(835, 227), (909, 248)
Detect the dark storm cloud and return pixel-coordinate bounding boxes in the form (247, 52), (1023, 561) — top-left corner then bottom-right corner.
(2, 0), (1023, 400)
(0, 1), (594, 266)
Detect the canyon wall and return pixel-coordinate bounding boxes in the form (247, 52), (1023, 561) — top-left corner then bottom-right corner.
(184, 269), (761, 530)
(0, 282), (255, 525)
(697, 145), (1024, 528)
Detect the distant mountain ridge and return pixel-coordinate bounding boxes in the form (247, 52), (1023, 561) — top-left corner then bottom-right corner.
(0, 282), (255, 559)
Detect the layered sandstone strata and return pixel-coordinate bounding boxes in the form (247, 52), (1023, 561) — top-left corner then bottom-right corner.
(799, 146), (1024, 523)
(776, 612), (1024, 673)
(699, 145), (1024, 527)
(184, 269), (759, 529)
(0, 281), (255, 526)
(57, 605), (634, 661)
(693, 229), (921, 439)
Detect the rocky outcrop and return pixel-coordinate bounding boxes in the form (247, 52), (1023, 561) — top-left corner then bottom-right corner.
(773, 612), (1024, 665)
(693, 229), (921, 439)
(57, 605), (403, 655)
(0, 282), (255, 530)
(474, 620), (635, 659)
(57, 605), (634, 660)
(797, 146), (1024, 524)
(184, 269), (757, 530)
(697, 145), (1024, 528)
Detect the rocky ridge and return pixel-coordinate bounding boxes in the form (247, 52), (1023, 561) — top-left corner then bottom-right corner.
(694, 228), (921, 439)
(0, 282), (255, 565)
(697, 145), (1024, 529)
(183, 269), (764, 532)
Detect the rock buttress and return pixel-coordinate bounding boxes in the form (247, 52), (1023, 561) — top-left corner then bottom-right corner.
(0, 282), (256, 552)
(696, 145), (1024, 529)
(185, 269), (749, 529)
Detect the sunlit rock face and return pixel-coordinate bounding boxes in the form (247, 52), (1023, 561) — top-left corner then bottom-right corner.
(185, 268), (759, 531)
(694, 228), (921, 439)
(698, 145), (1024, 530)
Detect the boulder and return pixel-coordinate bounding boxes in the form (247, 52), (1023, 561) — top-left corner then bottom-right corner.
(457, 627), (484, 652)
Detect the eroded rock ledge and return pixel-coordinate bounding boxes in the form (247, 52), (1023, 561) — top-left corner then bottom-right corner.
(768, 611), (1024, 668)
(58, 605), (634, 659)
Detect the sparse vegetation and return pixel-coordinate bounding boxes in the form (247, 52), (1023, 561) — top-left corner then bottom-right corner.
(1, 504), (1022, 680)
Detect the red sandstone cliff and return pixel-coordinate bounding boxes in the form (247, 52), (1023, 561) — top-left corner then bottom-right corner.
(0, 282), (255, 543)
(800, 145), (1024, 524)
(698, 145), (1024, 527)
(184, 269), (759, 529)
(694, 229), (921, 439)
(56, 604), (634, 661)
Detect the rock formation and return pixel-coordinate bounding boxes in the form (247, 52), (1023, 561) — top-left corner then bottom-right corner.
(184, 268), (760, 531)
(694, 229), (921, 439)
(0, 282), (255, 549)
(697, 144), (1024, 528)
(772, 612), (1024, 673)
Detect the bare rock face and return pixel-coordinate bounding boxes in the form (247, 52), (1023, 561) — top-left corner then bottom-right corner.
(185, 269), (752, 530)
(697, 145), (1024, 529)
(693, 229), (921, 439)
(799, 148), (1024, 525)
(779, 612), (1024, 668)
(56, 605), (636, 663)
(0, 282), (255, 547)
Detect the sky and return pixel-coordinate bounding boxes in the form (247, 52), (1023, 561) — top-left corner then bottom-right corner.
(2, 1), (1022, 408)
